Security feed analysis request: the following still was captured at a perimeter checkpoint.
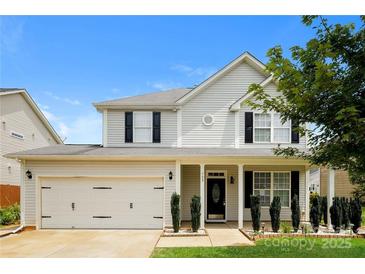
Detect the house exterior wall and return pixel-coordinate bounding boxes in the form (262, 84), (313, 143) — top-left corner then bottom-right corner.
(0, 93), (58, 186)
(105, 109), (177, 147)
(22, 160), (176, 227)
(181, 164), (306, 222)
(320, 168), (355, 198)
(181, 62), (266, 148)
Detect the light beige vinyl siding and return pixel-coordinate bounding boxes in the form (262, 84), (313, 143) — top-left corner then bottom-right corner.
(181, 62), (266, 147)
(106, 110), (177, 147)
(23, 161), (176, 227)
(320, 168), (355, 198)
(181, 164), (306, 221)
(0, 93), (58, 186)
(239, 83), (306, 148)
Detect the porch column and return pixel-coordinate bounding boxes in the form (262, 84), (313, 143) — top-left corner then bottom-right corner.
(238, 164), (244, 229)
(175, 160), (181, 195)
(327, 168), (335, 229)
(200, 163), (205, 229)
(305, 167), (310, 221)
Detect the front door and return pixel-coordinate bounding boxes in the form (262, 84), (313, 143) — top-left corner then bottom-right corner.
(207, 178), (226, 221)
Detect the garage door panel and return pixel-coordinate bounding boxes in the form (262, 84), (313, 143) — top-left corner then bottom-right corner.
(41, 177), (164, 229)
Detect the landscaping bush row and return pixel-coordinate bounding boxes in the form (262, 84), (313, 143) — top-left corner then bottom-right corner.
(170, 192), (201, 233)
(0, 203), (20, 226)
(250, 194), (362, 234)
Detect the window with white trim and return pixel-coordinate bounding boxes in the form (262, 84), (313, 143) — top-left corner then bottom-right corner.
(273, 172), (290, 207)
(273, 113), (290, 143)
(254, 113), (271, 143)
(133, 111), (152, 142)
(253, 171), (291, 207)
(253, 172), (271, 206)
(254, 113), (291, 143)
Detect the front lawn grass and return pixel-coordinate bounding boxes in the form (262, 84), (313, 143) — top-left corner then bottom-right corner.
(151, 237), (365, 258)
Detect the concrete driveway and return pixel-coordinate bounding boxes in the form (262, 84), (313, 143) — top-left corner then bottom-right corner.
(0, 229), (161, 258)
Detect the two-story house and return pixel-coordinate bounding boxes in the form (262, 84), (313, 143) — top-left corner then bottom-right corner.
(7, 52), (313, 230)
(0, 89), (62, 207)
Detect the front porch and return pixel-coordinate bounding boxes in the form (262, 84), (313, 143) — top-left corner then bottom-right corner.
(175, 162), (311, 229)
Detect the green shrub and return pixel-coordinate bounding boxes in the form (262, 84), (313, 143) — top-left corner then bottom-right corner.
(291, 194), (300, 232)
(310, 192), (319, 207)
(170, 192), (180, 233)
(321, 196), (328, 225)
(330, 197), (342, 233)
(281, 222), (291, 233)
(190, 195), (201, 232)
(0, 203), (20, 225)
(270, 196), (281, 232)
(250, 196), (261, 232)
(310, 196), (320, 233)
(350, 198), (362, 234)
(341, 197), (350, 229)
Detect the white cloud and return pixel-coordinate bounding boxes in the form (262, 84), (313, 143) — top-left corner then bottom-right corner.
(41, 109), (58, 122)
(171, 64), (217, 79)
(44, 91), (81, 106)
(60, 112), (102, 144)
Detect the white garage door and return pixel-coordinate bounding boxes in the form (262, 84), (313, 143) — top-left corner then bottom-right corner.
(41, 177), (164, 229)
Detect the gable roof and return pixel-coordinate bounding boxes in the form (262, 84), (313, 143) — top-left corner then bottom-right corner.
(0, 88), (63, 144)
(93, 88), (191, 110)
(175, 51), (270, 105)
(229, 74), (276, 111)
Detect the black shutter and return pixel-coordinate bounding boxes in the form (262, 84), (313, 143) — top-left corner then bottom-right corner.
(245, 112), (253, 143)
(245, 171), (253, 208)
(291, 171), (300, 200)
(153, 112), (161, 143)
(291, 120), (300, 143)
(125, 112), (133, 143)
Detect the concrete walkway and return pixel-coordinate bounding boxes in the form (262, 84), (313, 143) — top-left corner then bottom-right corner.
(156, 223), (253, 248)
(0, 229), (161, 258)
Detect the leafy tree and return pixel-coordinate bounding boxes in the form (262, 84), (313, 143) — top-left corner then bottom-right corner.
(350, 197), (362, 233)
(248, 16), (365, 186)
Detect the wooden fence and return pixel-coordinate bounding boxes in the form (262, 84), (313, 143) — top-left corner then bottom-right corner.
(0, 184), (20, 208)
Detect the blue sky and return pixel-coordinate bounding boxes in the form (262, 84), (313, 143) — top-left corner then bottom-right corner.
(0, 16), (362, 144)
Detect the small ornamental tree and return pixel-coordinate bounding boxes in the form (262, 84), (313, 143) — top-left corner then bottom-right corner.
(190, 195), (201, 232)
(270, 197), (281, 232)
(291, 194), (300, 232)
(350, 197), (362, 233)
(341, 197), (350, 229)
(170, 192), (180, 233)
(310, 196), (320, 233)
(321, 196), (328, 225)
(250, 196), (261, 232)
(330, 197), (343, 233)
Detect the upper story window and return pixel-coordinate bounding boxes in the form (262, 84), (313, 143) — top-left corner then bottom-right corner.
(253, 113), (291, 143)
(133, 112), (152, 143)
(125, 111), (161, 143)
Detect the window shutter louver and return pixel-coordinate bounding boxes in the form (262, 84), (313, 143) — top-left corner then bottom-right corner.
(245, 171), (253, 208)
(125, 112), (133, 143)
(153, 112), (161, 143)
(291, 171), (300, 200)
(245, 112), (253, 143)
(291, 120), (300, 143)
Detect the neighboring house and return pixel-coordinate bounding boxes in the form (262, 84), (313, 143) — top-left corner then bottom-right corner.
(309, 168), (320, 193)
(7, 52), (313, 230)
(320, 168), (355, 199)
(0, 89), (62, 207)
